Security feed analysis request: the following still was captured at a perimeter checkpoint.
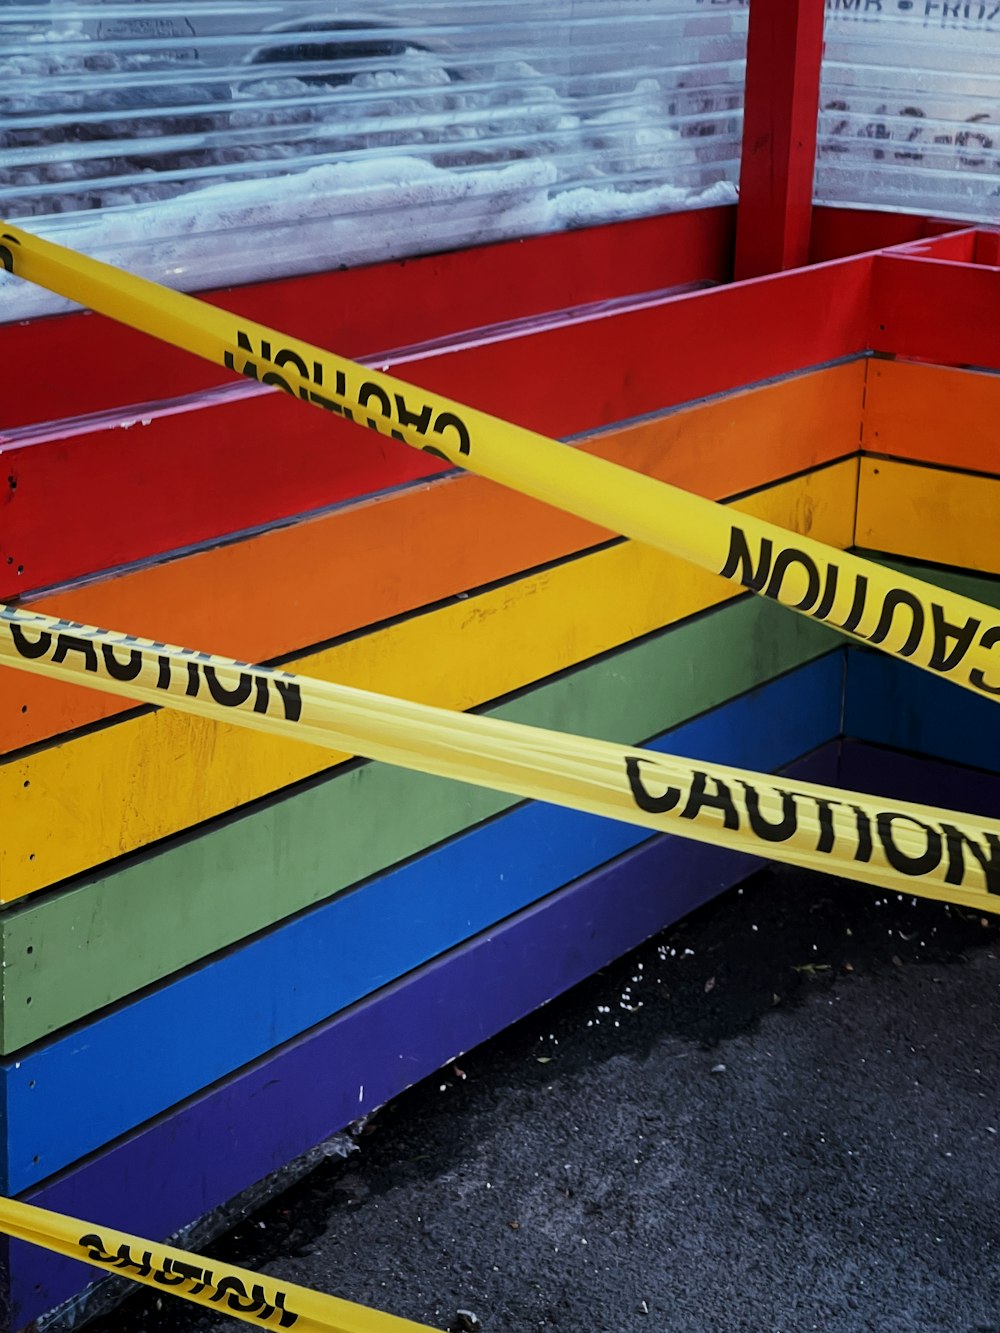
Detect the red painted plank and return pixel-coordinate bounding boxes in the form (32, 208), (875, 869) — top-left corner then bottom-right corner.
(0, 208), (734, 432)
(734, 0), (825, 278)
(397, 256), (873, 433)
(809, 207), (970, 264)
(887, 230), (981, 263)
(974, 232), (1000, 267)
(0, 255), (872, 596)
(870, 253), (1000, 372)
(0, 407), (448, 598)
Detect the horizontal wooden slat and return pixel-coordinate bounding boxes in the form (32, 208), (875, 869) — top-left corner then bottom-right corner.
(808, 207), (965, 264)
(863, 360), (1000, 474)
(844, 560), (1000, 776)
(856, 457), (1000, 576)
(871, 253), (1000, 375)
(847, 649), (1000, 777)
(839, 739), (1000, 823)
(0, 209), (736, 431)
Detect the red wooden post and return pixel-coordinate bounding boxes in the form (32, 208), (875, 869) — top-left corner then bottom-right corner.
(734, 0), (826, 279)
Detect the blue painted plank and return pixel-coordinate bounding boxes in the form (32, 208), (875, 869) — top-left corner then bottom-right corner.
(12, 740), (840, 1329)
(844, 650), (1000, 775)
(2, 653), (845, 1195)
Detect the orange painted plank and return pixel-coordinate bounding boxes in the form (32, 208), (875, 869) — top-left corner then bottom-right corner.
(863, 360), (1000, 475)
(5, 360), (864, 757)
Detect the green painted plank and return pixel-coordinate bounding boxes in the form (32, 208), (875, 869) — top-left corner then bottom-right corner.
(860, 552), (1000, 608)
(0, 594), (839, 1051)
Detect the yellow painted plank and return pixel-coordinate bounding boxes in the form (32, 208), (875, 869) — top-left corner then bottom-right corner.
(0, 460), (857, 902)
(856, 457), (1000, 577)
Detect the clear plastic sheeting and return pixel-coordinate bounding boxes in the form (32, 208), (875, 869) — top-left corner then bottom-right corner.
(817, 2), (1000, 221)
(0, 1), (746, 321)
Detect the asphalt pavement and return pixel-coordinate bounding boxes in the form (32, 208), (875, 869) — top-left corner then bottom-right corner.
(80, 863), (1000, 1333)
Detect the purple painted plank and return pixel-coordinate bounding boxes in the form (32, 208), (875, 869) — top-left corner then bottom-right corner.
(9, 745), (838, 1328)
(838, 739), (1000, 821)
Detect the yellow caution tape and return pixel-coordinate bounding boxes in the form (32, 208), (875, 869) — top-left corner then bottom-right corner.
(0, 1195), (436, 1332)
(4, 222), (1000, 704)
(2, 602), (998, 910)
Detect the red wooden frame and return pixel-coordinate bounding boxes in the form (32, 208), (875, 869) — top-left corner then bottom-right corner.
(0, 208), (734, 432)
(808, 208), (970, 264)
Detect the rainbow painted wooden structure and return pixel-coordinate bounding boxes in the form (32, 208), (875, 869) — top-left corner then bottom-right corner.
(4, 0), (1000, 1315)
(2, 209), (999, 1327)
